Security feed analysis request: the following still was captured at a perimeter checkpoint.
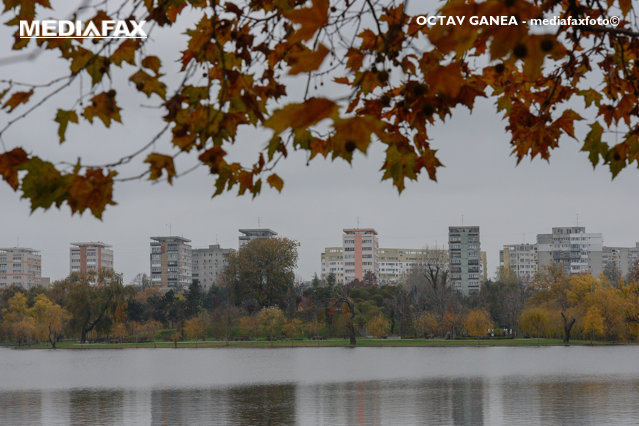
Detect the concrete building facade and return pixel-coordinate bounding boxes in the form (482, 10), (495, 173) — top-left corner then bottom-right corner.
(0, 247), (42, 289)
(192, 244), (233, 290)
(377, 248), (449, 285)
(449, 226), (482, 295)
(238, 229), (278, 249)
(320, 247), (344, 283)
(150, 236), (192, 291)
(70, 242), (113, 281)
(500, 243), (538, 285)
(602, 243), (639, 277)
(342, 228), (379, 283)
(537, 227), (603, 276)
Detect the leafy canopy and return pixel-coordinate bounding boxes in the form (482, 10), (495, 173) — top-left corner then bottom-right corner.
(0, 0), (638, 218)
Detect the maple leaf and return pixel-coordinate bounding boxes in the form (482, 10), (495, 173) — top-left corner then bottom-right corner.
(141, 56), (162, 74)
(553, 109), (583, 139)
(283, 0), (329, 42)
(266, 173), (284, 192)
(145, 153), (176, 183)
(18, 157), (71, 212)
(82, 91), (122, 127)
(67, 168), (117, 219)
(0, 147), (28, 190)
(2, 89), (33, 112)
(111, 39), (138, 66)
(287, 44), (329, 75)
(265, 97), (338, 134)
(129, 70), (167, 99)
(54, 109), (78, 143)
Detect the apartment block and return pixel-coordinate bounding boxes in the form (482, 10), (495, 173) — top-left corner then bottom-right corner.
(449, 226), (482, 295)
(320, 247), (344, 283)
(0, 247), (42, 289)
(192, 244), (233, 290)
(342, 228), (379, 283)
(602, 243), (639, 277)
(238, 229), (277, 249)
(150, 236), (192, 291)
(377, 248), (449, 285)
(537, 227), (603, 276)
(500, 243), (538, 285)
(70, 242), (113, 281)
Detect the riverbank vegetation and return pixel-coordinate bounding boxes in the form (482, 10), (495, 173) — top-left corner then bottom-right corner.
(2, 239), (639, 349)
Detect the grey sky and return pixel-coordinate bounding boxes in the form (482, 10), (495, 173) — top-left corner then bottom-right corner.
(1, 3), (638, 284)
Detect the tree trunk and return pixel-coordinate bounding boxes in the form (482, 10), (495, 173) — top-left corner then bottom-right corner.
(561, 312), (575, 344)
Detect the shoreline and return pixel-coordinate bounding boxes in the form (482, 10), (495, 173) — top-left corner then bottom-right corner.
(1, 338), (625, 350)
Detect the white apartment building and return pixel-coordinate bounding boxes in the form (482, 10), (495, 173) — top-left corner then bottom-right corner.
(192, 244), (233, 290)
(537, 227), (603, 276)
(500, 243), (538, 284)
(238, 229), (277, 249)
(150, 236), (192, 291)
(602, 243), (639, 277)
(449, 226), (482, 295)
(0, 247), (42, 289)
(70, 242), (113, 282)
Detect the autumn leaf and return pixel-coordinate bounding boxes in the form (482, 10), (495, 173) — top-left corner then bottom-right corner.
(145, 153), (176, 183)
(0, 147), (29, 190)
(2, 89), (33, 112)
(581, 121), (605, 168)
(267, 173), (284, 192)
(283, 0), (329, 42)
(141, 56), (162, 73)
(287, 44), (329, 75)
(18, 157), (71, 212)
(82, 91), (122, 127)
(553, 109), (583, 139)
(111, 39), (138, 66)
(265, 97), (338, 134)
(67, 168), (117, 219)
(129, 70), (167, 99)
(54, 109), (78, 143)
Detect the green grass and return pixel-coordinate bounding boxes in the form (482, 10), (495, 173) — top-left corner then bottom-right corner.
(2, 337), (626, 349)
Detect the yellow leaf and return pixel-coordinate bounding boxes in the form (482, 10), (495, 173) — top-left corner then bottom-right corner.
(267, 173), (284, 192)
(287, 44), (329, 75)
(265, 97), (337, 134)
(145, 153), (176, 183)
(283, 0), (329, 42)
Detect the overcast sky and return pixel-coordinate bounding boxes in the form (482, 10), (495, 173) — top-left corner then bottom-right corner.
(1, 3), (638, 284)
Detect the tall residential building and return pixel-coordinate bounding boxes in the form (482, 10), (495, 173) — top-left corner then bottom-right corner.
(343, 228), (379, 283)
(150, 236), (192, 291)
(320, 247), (344, 283)
(238, 229), (278, 249)
(0, 247), (42, 289)
(70, 242), (113, 281)
(377, 248), (449, 285)
(500, 243), (538, 285)
(537, 227), (603, 276)
(602, 243), (639, 277)
(449, 226), (482, 295)
(192, 244), (233, 290)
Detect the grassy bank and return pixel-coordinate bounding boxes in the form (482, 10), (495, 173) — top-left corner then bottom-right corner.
(1, 337), (622, 349)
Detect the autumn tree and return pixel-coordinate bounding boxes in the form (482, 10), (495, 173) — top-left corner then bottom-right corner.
(1, 293), (36, 345)
(366, 313), (390, 338)
(0, 1), (637, 217)
(222, 238), (298, 309)
(582, 306), (605, 344)
(184, 315), (208, 344)
(30, 294), (70, 348)
(256, 306), (286, 340)
(463, 308), (493, 343)
(414, 312), (439, 338)
(520, 307), (551, 344)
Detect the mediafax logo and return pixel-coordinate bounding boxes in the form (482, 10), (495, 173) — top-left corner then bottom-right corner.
(19, 20), (147, 39)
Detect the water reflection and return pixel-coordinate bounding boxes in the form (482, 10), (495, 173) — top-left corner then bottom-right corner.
(2, 377), (639, 425)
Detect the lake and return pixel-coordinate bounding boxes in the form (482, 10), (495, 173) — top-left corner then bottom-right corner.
(1, 346), (639, 425)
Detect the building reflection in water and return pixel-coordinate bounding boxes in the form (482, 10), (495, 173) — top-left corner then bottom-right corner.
(2, 377), (639, 425)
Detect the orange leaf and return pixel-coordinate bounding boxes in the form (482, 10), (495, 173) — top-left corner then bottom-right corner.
(265, 97), (337, 134)
(287, 44), (329, 75)
(141, 56), (162, 73)
(283, 0), (329, 42)
(267, 173), (284, 192)
(2, 89), (33, 112)
(145, 153), (176, 183)
(82, 91), (122, 127)
(0, 147), (29, 190)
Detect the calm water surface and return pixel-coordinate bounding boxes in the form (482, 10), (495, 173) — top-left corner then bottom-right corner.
(1, 346), (639, 425)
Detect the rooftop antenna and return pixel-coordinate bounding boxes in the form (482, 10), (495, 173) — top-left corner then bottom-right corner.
(216, 233), (219, 244)
(576, 213), (579, 227)
(461, 214), (464, 226)
(357, 216), (360, 228)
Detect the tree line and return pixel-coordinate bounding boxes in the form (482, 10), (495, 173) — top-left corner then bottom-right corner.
(2, 238), (639, 347)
